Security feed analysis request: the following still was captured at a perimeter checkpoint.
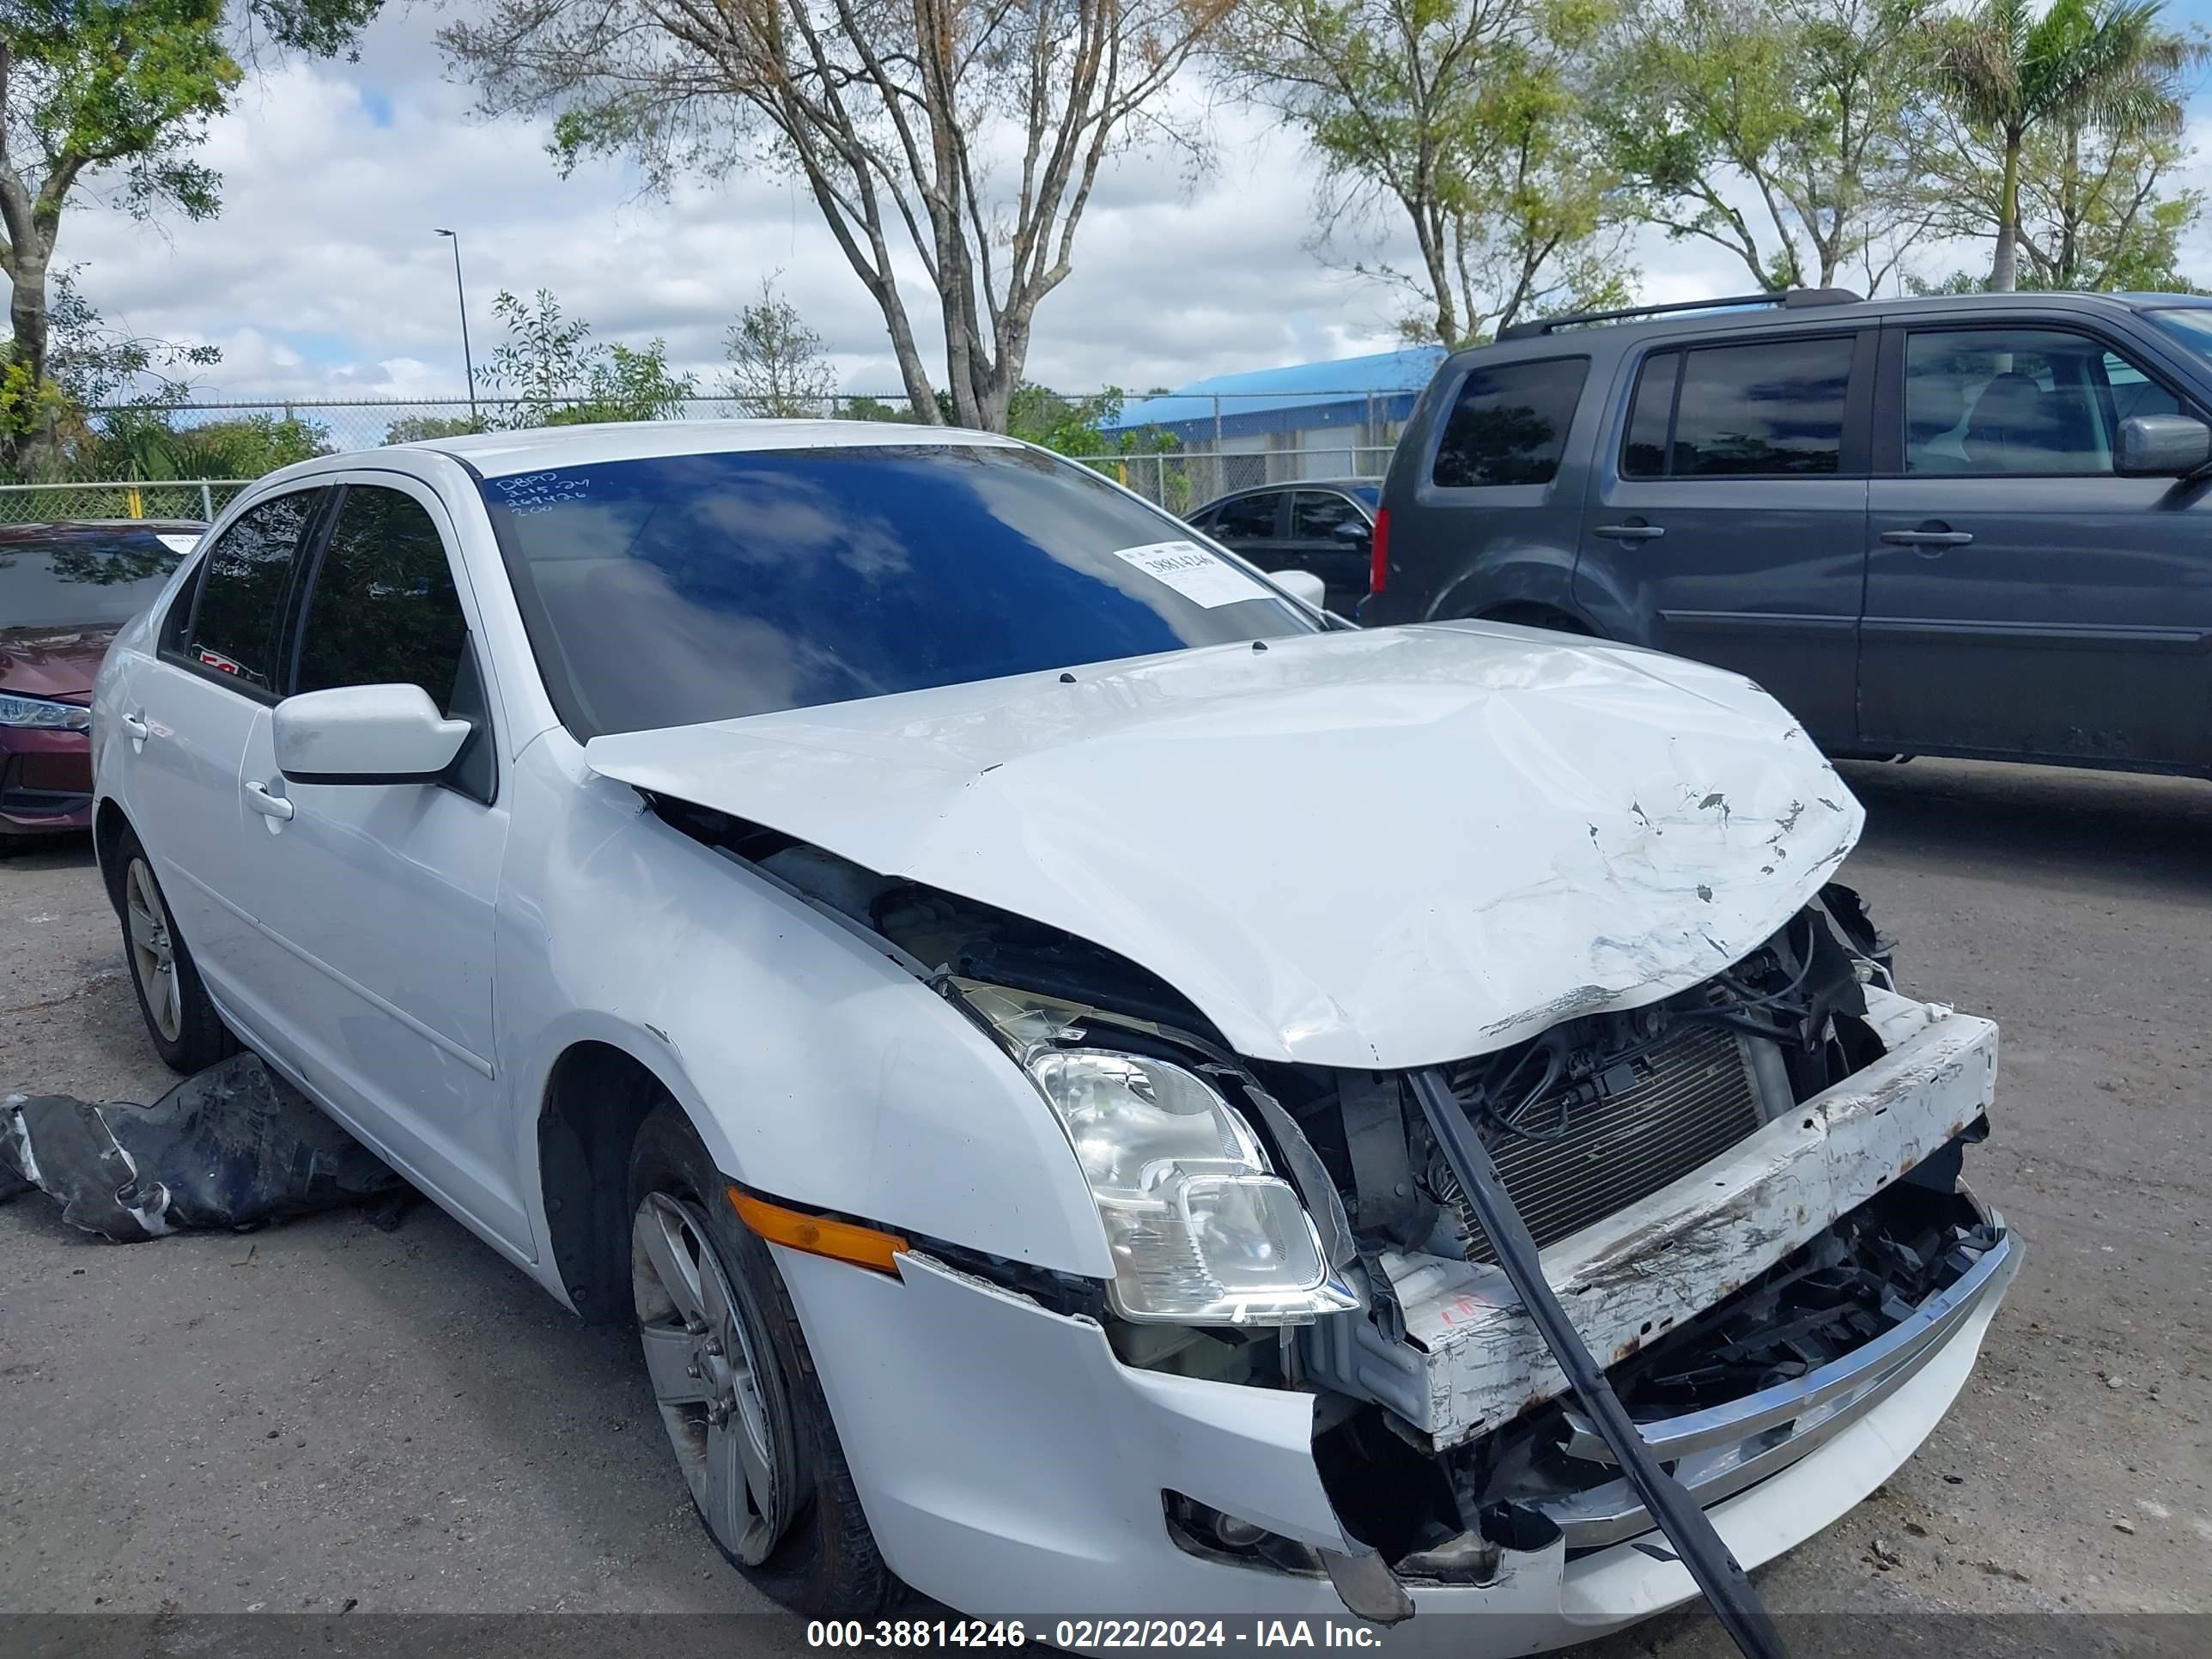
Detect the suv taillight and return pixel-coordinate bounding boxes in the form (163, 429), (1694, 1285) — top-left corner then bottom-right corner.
(1369, 506), (1390, 595)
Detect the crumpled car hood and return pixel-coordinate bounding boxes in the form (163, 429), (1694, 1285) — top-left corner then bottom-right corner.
(585, 622), (1863, 1069)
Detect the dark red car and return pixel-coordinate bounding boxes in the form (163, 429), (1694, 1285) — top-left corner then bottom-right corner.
(1, 520), (204, 848)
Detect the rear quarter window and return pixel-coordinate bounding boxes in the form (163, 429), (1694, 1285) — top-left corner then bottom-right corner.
(1430, 356), (1589, 488)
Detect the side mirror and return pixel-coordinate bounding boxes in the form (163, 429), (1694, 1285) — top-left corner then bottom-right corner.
(1329, 518), (1372, 548)
(2115, 413), (2211, 477)
(274, 684), (471, 785)
(1267, 569), (1329, 611)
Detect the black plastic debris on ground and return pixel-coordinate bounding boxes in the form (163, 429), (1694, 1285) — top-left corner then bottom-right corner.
(0, 1053), (404, 1242)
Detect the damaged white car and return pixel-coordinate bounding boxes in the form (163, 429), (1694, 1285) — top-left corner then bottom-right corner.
(89, 423), (2016, 1651)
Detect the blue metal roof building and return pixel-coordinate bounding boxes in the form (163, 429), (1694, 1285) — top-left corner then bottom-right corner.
(1097, 347), (1445, 446)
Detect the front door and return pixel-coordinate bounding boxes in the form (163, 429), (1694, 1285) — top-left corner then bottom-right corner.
(1577, 331), (1875, 750)
(1283, 489), (1374, 612)
(233, 477), (526, 1251)
(1861, 321), (2212, 769)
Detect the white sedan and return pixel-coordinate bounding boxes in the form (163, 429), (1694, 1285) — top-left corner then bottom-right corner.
(90, 422), (2016, 1646)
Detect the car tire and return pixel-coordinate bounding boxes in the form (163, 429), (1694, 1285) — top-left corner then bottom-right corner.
(112, 825), (234, 1074)
(625, 1103), (899, 1617)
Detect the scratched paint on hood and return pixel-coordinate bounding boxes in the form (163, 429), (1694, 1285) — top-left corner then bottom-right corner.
(585, 621), (1863, 1069)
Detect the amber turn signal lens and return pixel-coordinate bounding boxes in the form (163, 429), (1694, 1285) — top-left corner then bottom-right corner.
(726, 1187), (907, 1275)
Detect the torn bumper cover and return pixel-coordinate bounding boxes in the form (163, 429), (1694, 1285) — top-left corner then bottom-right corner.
(771, 994), (2014, 1639)
(0, 1053), (401, 1241)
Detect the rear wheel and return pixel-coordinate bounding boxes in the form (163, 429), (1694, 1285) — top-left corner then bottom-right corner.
(626, 1104), (897, 1615)
(113, 826), (231, 1074)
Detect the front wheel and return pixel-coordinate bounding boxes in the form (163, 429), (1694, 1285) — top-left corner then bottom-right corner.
(626, 1104), (898, 1615)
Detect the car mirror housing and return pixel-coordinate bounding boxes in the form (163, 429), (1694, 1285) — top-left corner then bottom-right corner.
(1267, 568), (1329, 611)
(2115, 413), (2212, 477)
(273, 684), (471, 786)
(1329, 518), (1372, 547)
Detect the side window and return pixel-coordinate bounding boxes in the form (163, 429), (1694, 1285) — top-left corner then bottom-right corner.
(1621, 351), (1679, 479)
(1669, 337), (1853, 476)
(1904, 328), (2173, 475)
(295, 486), (469, 713)
(1291, 490), (1366, 539)
(160, 562), (205, 656)
(1431, 356), (1589, 487)
(1210, 493), (1279, 541)
(183, 490), (319, 690)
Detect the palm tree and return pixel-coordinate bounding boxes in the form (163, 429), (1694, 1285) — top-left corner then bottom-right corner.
(1935, 0), (2201, 290)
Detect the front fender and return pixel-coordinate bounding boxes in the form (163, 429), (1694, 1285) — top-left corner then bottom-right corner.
(497, 737), (1113, 1280)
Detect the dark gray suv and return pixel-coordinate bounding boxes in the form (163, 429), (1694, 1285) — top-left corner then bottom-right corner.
(1364, 289), (2212, 775)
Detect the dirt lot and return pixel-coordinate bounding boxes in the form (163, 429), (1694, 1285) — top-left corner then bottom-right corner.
(3, 758), (2209, 1650)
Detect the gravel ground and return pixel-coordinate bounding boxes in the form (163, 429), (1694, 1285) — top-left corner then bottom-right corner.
(3, 757), (2208, 1650)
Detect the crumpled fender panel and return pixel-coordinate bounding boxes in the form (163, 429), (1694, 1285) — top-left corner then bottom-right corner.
(586, 623), (1863, 1069)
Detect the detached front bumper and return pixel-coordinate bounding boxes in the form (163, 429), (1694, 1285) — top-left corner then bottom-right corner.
(775, 998), (2014, 1646)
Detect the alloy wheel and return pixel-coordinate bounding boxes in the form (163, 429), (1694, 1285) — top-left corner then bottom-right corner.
(631, 1192), (793, 1565)
(125, 858), (184, 1042)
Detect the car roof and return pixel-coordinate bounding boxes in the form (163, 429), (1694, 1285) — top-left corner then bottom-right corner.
(0, 520), (206, 544)
(404, 419), (1025, 479)
(1466, 288), (2212, 363)
(1202, 477), (1380, 503)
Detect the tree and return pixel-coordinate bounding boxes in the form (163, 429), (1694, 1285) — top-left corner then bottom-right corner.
(483, 288), (697, 428)
(1601, 0), (1941, 295)
(1931, 0), (2200, 292)
(382, 412), (489, 444)
(1220, 0), (1630, 348)
(441, 0), (1231, 432)
(0, 2), (383, 474)
(1924, 106), (2203, 292)
(723, 276), (837, 417)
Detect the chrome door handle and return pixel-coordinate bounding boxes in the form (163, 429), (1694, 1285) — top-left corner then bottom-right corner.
(1881, 530), (1974, 546)
(119, 713), (150, 741)
(1595, 523), (1666, 541)
(245, 780), (295, 821)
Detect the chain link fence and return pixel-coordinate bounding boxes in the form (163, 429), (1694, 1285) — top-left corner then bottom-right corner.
(0, 478), (254, 526)
(2, 390), (1407, 521)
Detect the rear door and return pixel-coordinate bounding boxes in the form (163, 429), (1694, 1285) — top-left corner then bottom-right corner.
(1576, 329), (1875, 749)
(230, 475), (526, 1249)
(1861, 319), (2212, 769)
(121, 488), (327, 1007)
(1196, 489), (1289, 561)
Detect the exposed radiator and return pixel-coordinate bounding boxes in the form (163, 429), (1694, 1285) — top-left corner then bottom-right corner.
(1449, 1022), (1765, 1262)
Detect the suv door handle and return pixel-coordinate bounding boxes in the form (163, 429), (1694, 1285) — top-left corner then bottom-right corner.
(245, 780), (295, 822)
(119, 712), (150, 741)
(1881, 528), (1974, 547)
(1595, 521), (1666, 541)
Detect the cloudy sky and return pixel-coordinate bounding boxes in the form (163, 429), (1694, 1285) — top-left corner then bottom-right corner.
(54, 1), (2212, 409)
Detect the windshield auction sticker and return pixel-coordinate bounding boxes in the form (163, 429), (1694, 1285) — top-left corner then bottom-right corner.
(1109, 539), (1273, 608)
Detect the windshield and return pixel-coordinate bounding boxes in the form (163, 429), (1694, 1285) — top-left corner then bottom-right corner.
(2146, 307), (2212, 363)
(1349, 483), (1381, 508)
(0, 530), (191, 629)
(481, 444), (1318, 738)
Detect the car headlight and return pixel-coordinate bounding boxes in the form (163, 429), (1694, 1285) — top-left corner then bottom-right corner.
(0, 692), (90, 732)
(1026, 1047), (1359, 1326)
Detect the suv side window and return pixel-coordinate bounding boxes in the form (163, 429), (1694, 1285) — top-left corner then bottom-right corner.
(295, 485), (470, 712)
(1905, 326), (2185, 474)
(1431, 356), (1588, 487)
(1631, 336), (1855, 477)
(179, 489), (321, 690)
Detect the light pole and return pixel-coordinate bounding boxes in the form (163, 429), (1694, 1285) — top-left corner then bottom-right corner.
(434, 228), (478, 423)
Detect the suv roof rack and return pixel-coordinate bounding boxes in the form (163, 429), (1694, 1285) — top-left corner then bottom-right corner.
(1493, 287), (1864, 343)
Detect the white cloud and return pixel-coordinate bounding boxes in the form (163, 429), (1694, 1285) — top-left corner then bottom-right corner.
(68, 7), (2205, 414)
